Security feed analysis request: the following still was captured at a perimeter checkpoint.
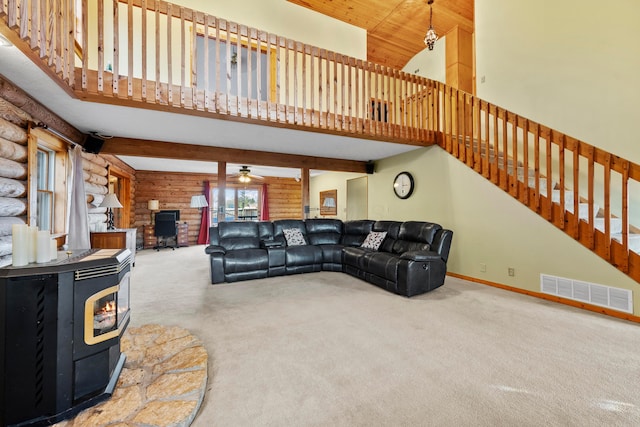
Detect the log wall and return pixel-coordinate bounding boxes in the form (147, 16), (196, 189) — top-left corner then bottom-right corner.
(134, 171), (302, 247)
(0, 109), (30, 267)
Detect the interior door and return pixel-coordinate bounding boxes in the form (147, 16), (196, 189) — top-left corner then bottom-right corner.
(347, 176), (368, 221)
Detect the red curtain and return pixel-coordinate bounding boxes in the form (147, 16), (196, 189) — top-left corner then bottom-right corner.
(197, 181), (210, 244)
(260, 183), (269, 220)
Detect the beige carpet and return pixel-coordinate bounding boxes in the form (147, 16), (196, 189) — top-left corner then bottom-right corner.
(130, 245), (640, 426)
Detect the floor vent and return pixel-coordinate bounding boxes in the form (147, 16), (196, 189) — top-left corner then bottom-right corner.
(540, 274), (633, 313)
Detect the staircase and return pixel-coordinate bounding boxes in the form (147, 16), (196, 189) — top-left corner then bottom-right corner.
(439, 89), (640, 283)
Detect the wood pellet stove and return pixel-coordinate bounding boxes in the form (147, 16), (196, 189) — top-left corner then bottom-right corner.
(0, 248), (131, 426)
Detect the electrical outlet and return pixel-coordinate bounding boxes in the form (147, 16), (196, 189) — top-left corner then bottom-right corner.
(508, 267), (515, 277)
(480, 263), (486, 272)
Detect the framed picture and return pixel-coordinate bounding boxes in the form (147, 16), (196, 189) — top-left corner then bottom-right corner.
(320, 189), (337, 216)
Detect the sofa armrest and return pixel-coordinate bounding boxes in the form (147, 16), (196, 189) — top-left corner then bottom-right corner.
(205, 245), (226, 255)
(400, 250), (441, 262)
(260, 239), (284, 249)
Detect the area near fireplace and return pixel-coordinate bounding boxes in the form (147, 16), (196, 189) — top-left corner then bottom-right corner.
(0, 248), (131, 426)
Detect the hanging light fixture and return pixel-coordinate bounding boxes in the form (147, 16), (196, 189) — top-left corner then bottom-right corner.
(424, 0), (438, 51)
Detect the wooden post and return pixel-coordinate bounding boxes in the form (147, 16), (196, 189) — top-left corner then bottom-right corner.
(301, 167), (309, 219)
(217, 161), (226, 223)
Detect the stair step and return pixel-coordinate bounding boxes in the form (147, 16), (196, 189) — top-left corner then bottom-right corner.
(612, 234), (640, 253)
(551, 189), (574, 205)
(578, 203), (600, 220)
(595, 217), (623, 234)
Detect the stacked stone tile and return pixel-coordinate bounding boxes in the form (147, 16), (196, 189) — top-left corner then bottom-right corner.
(55, 324), (208, 427)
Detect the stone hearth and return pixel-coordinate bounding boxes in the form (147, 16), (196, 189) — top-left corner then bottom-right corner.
(55, 324), (208, 427)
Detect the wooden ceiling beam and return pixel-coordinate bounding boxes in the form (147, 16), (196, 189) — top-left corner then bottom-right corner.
(101, 137), (369, 173)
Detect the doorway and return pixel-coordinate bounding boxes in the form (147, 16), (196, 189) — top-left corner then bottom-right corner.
(347, 176), (368, 220)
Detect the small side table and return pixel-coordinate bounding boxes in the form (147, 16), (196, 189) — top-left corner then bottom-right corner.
(90, 228), (137, 265)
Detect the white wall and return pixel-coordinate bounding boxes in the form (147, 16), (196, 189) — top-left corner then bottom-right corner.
(402, 36), (446, 83)
(177, 0), (367, 60)
(476, 0), (640, 163)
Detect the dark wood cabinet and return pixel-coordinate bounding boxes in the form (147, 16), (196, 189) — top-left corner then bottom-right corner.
(143, 223), (188, 249)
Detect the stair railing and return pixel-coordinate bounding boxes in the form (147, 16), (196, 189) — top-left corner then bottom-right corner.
(438, 83), (640, 281)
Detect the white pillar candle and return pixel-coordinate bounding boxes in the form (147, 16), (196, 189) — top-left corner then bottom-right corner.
(36, 230), (50, 263)
(50, 239), (58, 261)
(28, 225), (38, 263)
(11, 224), (28, 267)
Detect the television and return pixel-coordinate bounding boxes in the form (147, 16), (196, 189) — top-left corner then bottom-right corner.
(158, 210), (180, 221)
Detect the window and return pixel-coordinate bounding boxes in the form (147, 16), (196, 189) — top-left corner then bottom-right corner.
(211, 187), (261, 223)
(36, 148), (55, 232)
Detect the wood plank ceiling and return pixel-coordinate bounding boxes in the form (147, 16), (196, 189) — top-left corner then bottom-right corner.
(287, 0), (474, 70)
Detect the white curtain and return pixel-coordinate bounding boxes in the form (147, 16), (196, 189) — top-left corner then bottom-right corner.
(67, 145), (90, 249)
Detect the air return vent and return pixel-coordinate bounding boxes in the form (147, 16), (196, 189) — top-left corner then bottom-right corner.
(540, 274), (632, 313)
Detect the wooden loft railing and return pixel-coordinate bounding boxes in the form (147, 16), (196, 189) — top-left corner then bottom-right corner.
(0, 0), (439, 146)
(440, 86), (640, 283)
(3, 0), (640, 284)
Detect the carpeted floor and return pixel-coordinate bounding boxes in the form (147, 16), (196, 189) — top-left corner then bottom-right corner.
(131, 245), (640, 426)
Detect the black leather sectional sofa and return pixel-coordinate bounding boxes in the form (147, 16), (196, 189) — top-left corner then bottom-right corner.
(205, 219), (453, 297)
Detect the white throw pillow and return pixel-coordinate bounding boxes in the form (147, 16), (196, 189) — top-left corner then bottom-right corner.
(283, 228), (306, 246)
(361, 231), (387, 250)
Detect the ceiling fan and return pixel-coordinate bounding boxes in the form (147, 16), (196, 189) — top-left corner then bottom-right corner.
(232, 165), (264, 183)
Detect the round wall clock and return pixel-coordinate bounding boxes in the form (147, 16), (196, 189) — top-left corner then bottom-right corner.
(393, 172), (414, 199)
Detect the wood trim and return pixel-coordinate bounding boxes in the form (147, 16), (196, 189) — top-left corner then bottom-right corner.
(447, 272), (640, 324)
(100, 137), (369, 173)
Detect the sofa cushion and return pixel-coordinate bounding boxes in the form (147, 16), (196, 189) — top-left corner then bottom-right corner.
(361, 231), (387, 250)
(362, 252), (400, 281)
(342, 246), (371, 269)
(223, 249), (269, 273)
(398, 221), (441, 244)
(305, 219), (343, 244)
(285, 245), (323, 266)
(341, 220), (374, 246)
(392, 240), (430, 254)
(220, 237), (260, 251)
(283, 228), (307, 246)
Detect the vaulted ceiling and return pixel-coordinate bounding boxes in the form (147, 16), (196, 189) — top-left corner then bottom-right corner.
(287, 0), (474, 70)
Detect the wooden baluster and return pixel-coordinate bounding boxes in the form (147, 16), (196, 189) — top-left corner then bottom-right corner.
(226, 23), (232, 115)
(19, 0), (27, 39)
(348, 58), (353, 133)
(621, 160), (630, 272)
(355, 59), (361, 133)
(374, 64), (379, 137)
(179, 7), (186, 106)
(247, 27), (253, 118)
(545, 129), (552, 220)
(318, 49), (323, 127)
(235, 24), (241, 116)
(48, 0), (56, 68)
(97, 0), (104, 93)
(333, 52), (338, 130)
(491, 105), (498, 183)
(154, 1), (160, 103)
(112, 0), (119, 96)
(511, 113), (519, 198)
(453, 89), (460, 159)
(257, 30), (263, 120)
(466, 94), (473, 167)
(30, 0), (39, 50)
(533, 123), (541, 212)
(522, 119), (529, 206)
(265, 32), (271, 120)
(603, 153), (612, 260)
(558, 133), (565, 229)
(283, 36), (289, 123)
(166, 2), (172, 105)
(587, 145), (595, 249)
(293, 40), (298, 124)
(39, 0), (47, 57)
(309, 46), (315, 126)
(81, 0), (88, 90)
(128, 0), (134, 99)
(572, 139), (580, 239)
(214, 18), (221, 113)
(141, 0), (148, 101)
(501, 109), (508, 190)
(7, 0), (16, 28)
(203, 14), (210, 111)
(326, 49), (331, 129)
(340, 54), (346, 131)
